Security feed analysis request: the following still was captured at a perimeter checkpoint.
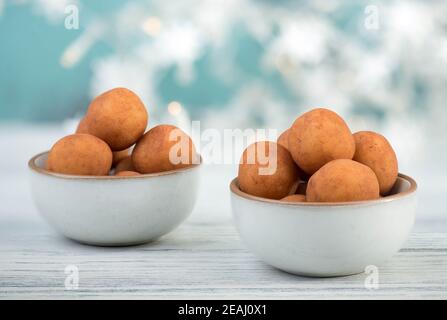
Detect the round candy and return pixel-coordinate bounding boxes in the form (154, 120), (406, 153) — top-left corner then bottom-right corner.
(114, 156), (135, 173)
(115, 170), (140, 177)
(277, 128), (290, 150)
(132, 124), (198, 174)
(353, 131), (398, 195)
(112, 148), (130, 166)
(288, 108), (355, 175)
(307, 159), (380, 202)
(75, 117), (89, 134)
(84, 87), (148, 151)
(238, 141), (299, 200)
(281, 194), (306, 203)
(47, 134), (112, 175)
(278, 128), (310, 180)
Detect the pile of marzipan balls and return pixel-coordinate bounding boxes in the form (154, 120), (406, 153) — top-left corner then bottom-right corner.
(47, 87), (197, 176)
(238, 108), (398, 203)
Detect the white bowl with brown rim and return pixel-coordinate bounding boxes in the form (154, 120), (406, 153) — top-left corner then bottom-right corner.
(230, 174), (417, 277)
(29, 151), (201, 246)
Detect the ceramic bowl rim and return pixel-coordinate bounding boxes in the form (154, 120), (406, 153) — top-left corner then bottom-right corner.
(230, 173), (417, 207)
(29, 151), (202, 180)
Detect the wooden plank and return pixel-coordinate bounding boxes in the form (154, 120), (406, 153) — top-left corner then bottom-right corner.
(0, 221), (446, 299)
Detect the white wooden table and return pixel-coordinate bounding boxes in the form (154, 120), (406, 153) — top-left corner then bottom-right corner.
(1, 220), (447, 299)
(0, 124), (447, 299)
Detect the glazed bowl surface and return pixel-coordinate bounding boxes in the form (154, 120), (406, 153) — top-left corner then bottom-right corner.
(230, 174), (417, 277)
(29, 151), (201, 246)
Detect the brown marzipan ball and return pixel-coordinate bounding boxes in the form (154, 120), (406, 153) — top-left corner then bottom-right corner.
(277, 128), (290, 150)
(281, 194), (306, 203)
(84, 87), (148, 151)
(47, 134), (112, 175)
(115, 170), (141, 177)
(353, 131), (398, 195)
(307, 159), (380, 202)
(132, 124), (198, 174)
(114, 156), (136, 173)
(288, 108), (355, 175)
(238, 141), (300, 200)
(75, 117), (89, 134)
(112, 148), (131, 166)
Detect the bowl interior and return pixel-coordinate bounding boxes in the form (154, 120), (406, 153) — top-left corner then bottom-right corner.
(389, 175), (413, 194)
(30, 151), (201, 179)
(230, 173), (417, 206)
(35, 152), (48, 168)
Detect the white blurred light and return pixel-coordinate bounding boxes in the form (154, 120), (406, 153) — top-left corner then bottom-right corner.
(273, 19), (328, 65)
(388, 3), (433, 41)
(168, 101), (182, 116)
(357, 53), (390, 89)
(155, 23), (203, 63)
(34, 0), (78, 22)
(60, 22), (104, 68)
(90, 56), (155, 110)
(60, 45), (82, 68)
(142, 16), (162, 37)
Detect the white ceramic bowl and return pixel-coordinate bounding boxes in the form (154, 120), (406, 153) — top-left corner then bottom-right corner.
(230, 174), (417, 277)
(29, 151), (201, 246)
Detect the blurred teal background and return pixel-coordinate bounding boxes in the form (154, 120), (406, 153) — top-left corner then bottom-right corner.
(0, 1), (115, 121)
(1, 0), (296, 122)
(2, 0), (445, 128)
(0, 0), (446, 229)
